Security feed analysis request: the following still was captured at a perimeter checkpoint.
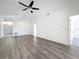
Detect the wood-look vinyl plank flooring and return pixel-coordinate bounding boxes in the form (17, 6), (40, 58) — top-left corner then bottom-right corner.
(0, 35), (79, 59)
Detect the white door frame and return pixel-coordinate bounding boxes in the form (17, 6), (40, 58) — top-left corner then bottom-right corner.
(0, 16), (14, 38)
(69, 16), (72, 45)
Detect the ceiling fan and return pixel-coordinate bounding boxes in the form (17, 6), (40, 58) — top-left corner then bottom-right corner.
(18, 0), (39, 13)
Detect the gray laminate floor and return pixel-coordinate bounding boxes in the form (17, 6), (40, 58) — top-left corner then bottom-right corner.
(0, 35), (79, 59)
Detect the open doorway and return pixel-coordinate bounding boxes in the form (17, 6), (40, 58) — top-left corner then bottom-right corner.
(0, 19), (2, 38)
(69, 15), (79, 47)
(3, 18), (13, 37)
(0, 16), (13, 38)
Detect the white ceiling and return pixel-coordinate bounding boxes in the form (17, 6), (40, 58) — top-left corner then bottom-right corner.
(0, 0), (79, 16)
(0, 0), (19, 15)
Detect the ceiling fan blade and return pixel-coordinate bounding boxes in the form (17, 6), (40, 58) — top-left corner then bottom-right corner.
(29, 1), (34, 7)
(32, 7), (39, 10)
(30, 11), (33, 13)
(23, 8), (27, 11)
(19, 2), (28, 7)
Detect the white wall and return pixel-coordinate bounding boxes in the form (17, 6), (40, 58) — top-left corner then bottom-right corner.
(34, 0), (79, 45)
(0, 0), (79, 45)
(33, 0), (70, 45)
(0, 16), (33, 37)
(36, 10), (69, 45)
(0, 0), (34, 36)
(13, 17), (33, 36)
